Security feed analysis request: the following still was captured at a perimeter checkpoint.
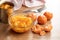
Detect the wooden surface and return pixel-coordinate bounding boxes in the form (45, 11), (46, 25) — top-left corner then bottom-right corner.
(0, 21), (52, 40)
(0, 0), (60, 40)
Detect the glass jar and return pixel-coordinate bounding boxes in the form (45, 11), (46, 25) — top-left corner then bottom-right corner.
(0, 0), (23, 11)
(0, 2), (14, 23)
(8, 13), (33, 33)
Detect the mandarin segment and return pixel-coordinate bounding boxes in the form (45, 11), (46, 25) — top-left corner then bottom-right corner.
(31, 24), (45, 34)
(40, 31), (46, 36)
(44, 24), (53, 32)
(27, 13), (37, 22)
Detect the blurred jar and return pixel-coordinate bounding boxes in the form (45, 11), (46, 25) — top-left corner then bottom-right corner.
(0, 2), (14, 23)
(8, 13), (33, 33)
(0, 0), (23, 11)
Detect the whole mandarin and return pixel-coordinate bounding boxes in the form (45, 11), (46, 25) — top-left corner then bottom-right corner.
(44, 12), (53, 21)
(37, 15), (47, 25)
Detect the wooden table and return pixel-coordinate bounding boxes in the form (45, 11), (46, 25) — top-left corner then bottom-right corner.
(0, 0), (60, 40)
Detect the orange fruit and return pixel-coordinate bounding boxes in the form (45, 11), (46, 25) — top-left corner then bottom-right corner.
(27, 12), (37, 22)
(31, 24), (44, 34)
(37, 15), (47, 25)
(44, 24), (53, 32)
(31, 25), (40, 34)
(40, 31), (46, 36)
(44, 11), (53, 21)
(36, 24), (44, 31)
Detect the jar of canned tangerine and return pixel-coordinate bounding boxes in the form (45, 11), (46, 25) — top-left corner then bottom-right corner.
(8, 13), (33, 33)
